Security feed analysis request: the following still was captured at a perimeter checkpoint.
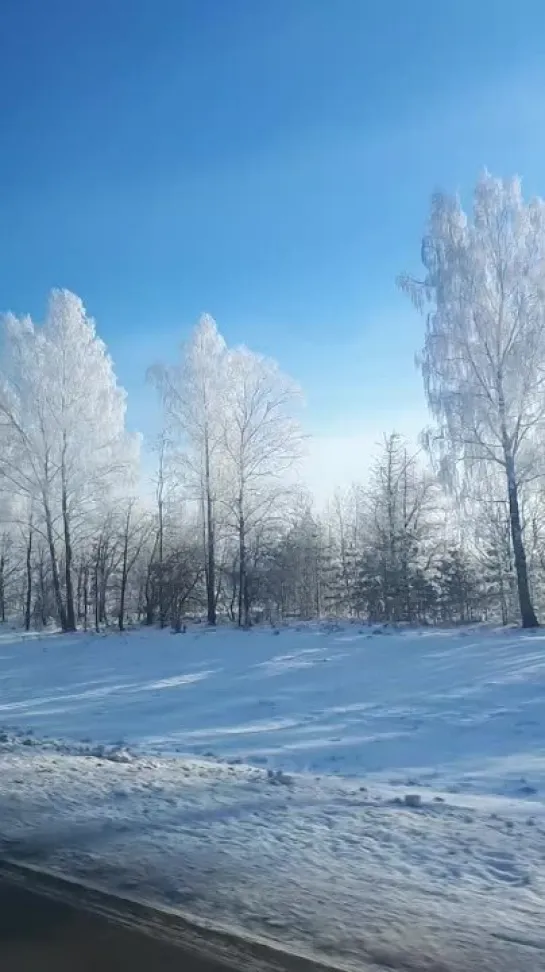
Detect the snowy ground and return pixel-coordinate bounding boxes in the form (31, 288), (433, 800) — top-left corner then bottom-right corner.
(0, 622), (544, 970)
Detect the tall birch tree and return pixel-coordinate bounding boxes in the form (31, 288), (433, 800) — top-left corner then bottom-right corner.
(222, 347), (304, 626)
(149, 314), (226, 625)
(400, 173), (545, 627)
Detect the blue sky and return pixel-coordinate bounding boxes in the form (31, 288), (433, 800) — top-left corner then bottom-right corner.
(2, 0), (545, 498)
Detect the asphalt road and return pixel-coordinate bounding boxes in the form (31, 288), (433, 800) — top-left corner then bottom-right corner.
(0, 877), (239, 972)
(0, 863), (332, 972)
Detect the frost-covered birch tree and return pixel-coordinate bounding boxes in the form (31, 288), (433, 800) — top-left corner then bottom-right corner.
(222, 347), (305, 626)
(0, 290), (139, 631)
(149, 314), (226, 625)
(400, 173), (545, 627)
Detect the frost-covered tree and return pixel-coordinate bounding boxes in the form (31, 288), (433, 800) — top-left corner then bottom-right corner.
(0, 290), (139, 631)
(116, 500), (152, 632)
(222, 347), (305, 626)
(400, 173), (545, 627)
(435, 546), (482, 624)
(149, 314), (226, 625)
(355, 434), (439, 622)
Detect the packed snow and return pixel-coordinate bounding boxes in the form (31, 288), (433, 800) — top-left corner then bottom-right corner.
(1, 622), (545, 971)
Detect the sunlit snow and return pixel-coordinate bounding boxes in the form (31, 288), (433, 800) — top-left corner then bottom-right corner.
(0, 621), (544, 971)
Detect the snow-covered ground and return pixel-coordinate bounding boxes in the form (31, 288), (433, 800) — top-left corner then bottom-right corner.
(1, 622), (544, 970)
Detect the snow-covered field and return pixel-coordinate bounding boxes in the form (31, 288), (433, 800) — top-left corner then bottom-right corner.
(1, 622), (544, 970)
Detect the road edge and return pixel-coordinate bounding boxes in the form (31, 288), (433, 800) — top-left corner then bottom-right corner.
(0, 858), (353, 972)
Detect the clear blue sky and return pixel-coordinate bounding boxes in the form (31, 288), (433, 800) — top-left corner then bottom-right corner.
(2, 0), (545, 497)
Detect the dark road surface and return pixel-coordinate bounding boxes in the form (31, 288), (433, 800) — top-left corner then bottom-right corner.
(0, 878), (228, 971)
(0, 863), (333, 972)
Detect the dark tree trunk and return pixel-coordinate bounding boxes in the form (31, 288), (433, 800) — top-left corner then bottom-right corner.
(238, 498), (248, 626)
(24, 519), (33, 632)
(0, 554), (5, 623)
(38, 554), (47, 627)
(158, 501), (165, 628)
(243, 573), (250, 627)
(506, 471), (538, 627)
(83, 563), (89, 631)
(228, 559), (237, 622)
(62, 485), (76, 632)
(44, 495), (66, 630)
(60, 431), (76, 633)
(204, 433), (216, 626)
(76, 562), (83, 624)
(144, 553), (155, 625)
(94, 556), (100, 633)
(118, 512), (130, 633)
(501, 446), (537, 628)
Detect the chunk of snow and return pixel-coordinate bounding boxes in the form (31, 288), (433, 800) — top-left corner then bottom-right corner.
(404, 793), (422, 808)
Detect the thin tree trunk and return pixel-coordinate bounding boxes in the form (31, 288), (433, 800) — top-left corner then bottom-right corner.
(506, 465), (538, 627)
(118, 512), (130, 632)
(24, 517), (33, 632)
(238, 498), (246, 627)
(158, 498), (164, 628)
(44, 495), (66, 630)
(144, 550), (155, 625)
(0, 554), (5, 623)
(204, 433), (216, 626)
(498, 563), (508, 626)
(62, 484), (76, 632)
(156, 441), (165, 628)
(59, 432), (76, 632)
(144, 550), (156, 625)
(499, 400), (538, 627)
(229, 560), (237, 622)
(83, 563), (89, 631)
(315, 552), (321, 619)
(76, 562), (82, 625)
(243, 562), (250, 627)
(38, 553), (47, 627)
(94, 555), (100, 633)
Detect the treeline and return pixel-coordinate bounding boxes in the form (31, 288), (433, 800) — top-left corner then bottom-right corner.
(0, 402), (536, 631)
(2, 172), (545, 631)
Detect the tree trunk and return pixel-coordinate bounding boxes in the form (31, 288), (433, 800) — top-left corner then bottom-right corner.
(228, 560), (237, 622)
(94, 556), (100, 633)
(501, 450), (537, 628)
(506, 469), (538, 627)
(0, 554), (5, 623)
(498, 565), (508, 626)
(238, 498), (246, 627)
(43, 494), (66, 630)
(498, 387), (538, 628)
(156, 442), (165, 627)
(144, 553), (155, 625)
(83, 563), (89, 631)
(99, 577), (108, 624)
(24, 518), (33, 632)
(61, 485), (76, 632)
(118, 513), (130, 632)
(204, 434), (216, 626)
(38, 554), (47, 627)
(158, 497), (165, 628)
